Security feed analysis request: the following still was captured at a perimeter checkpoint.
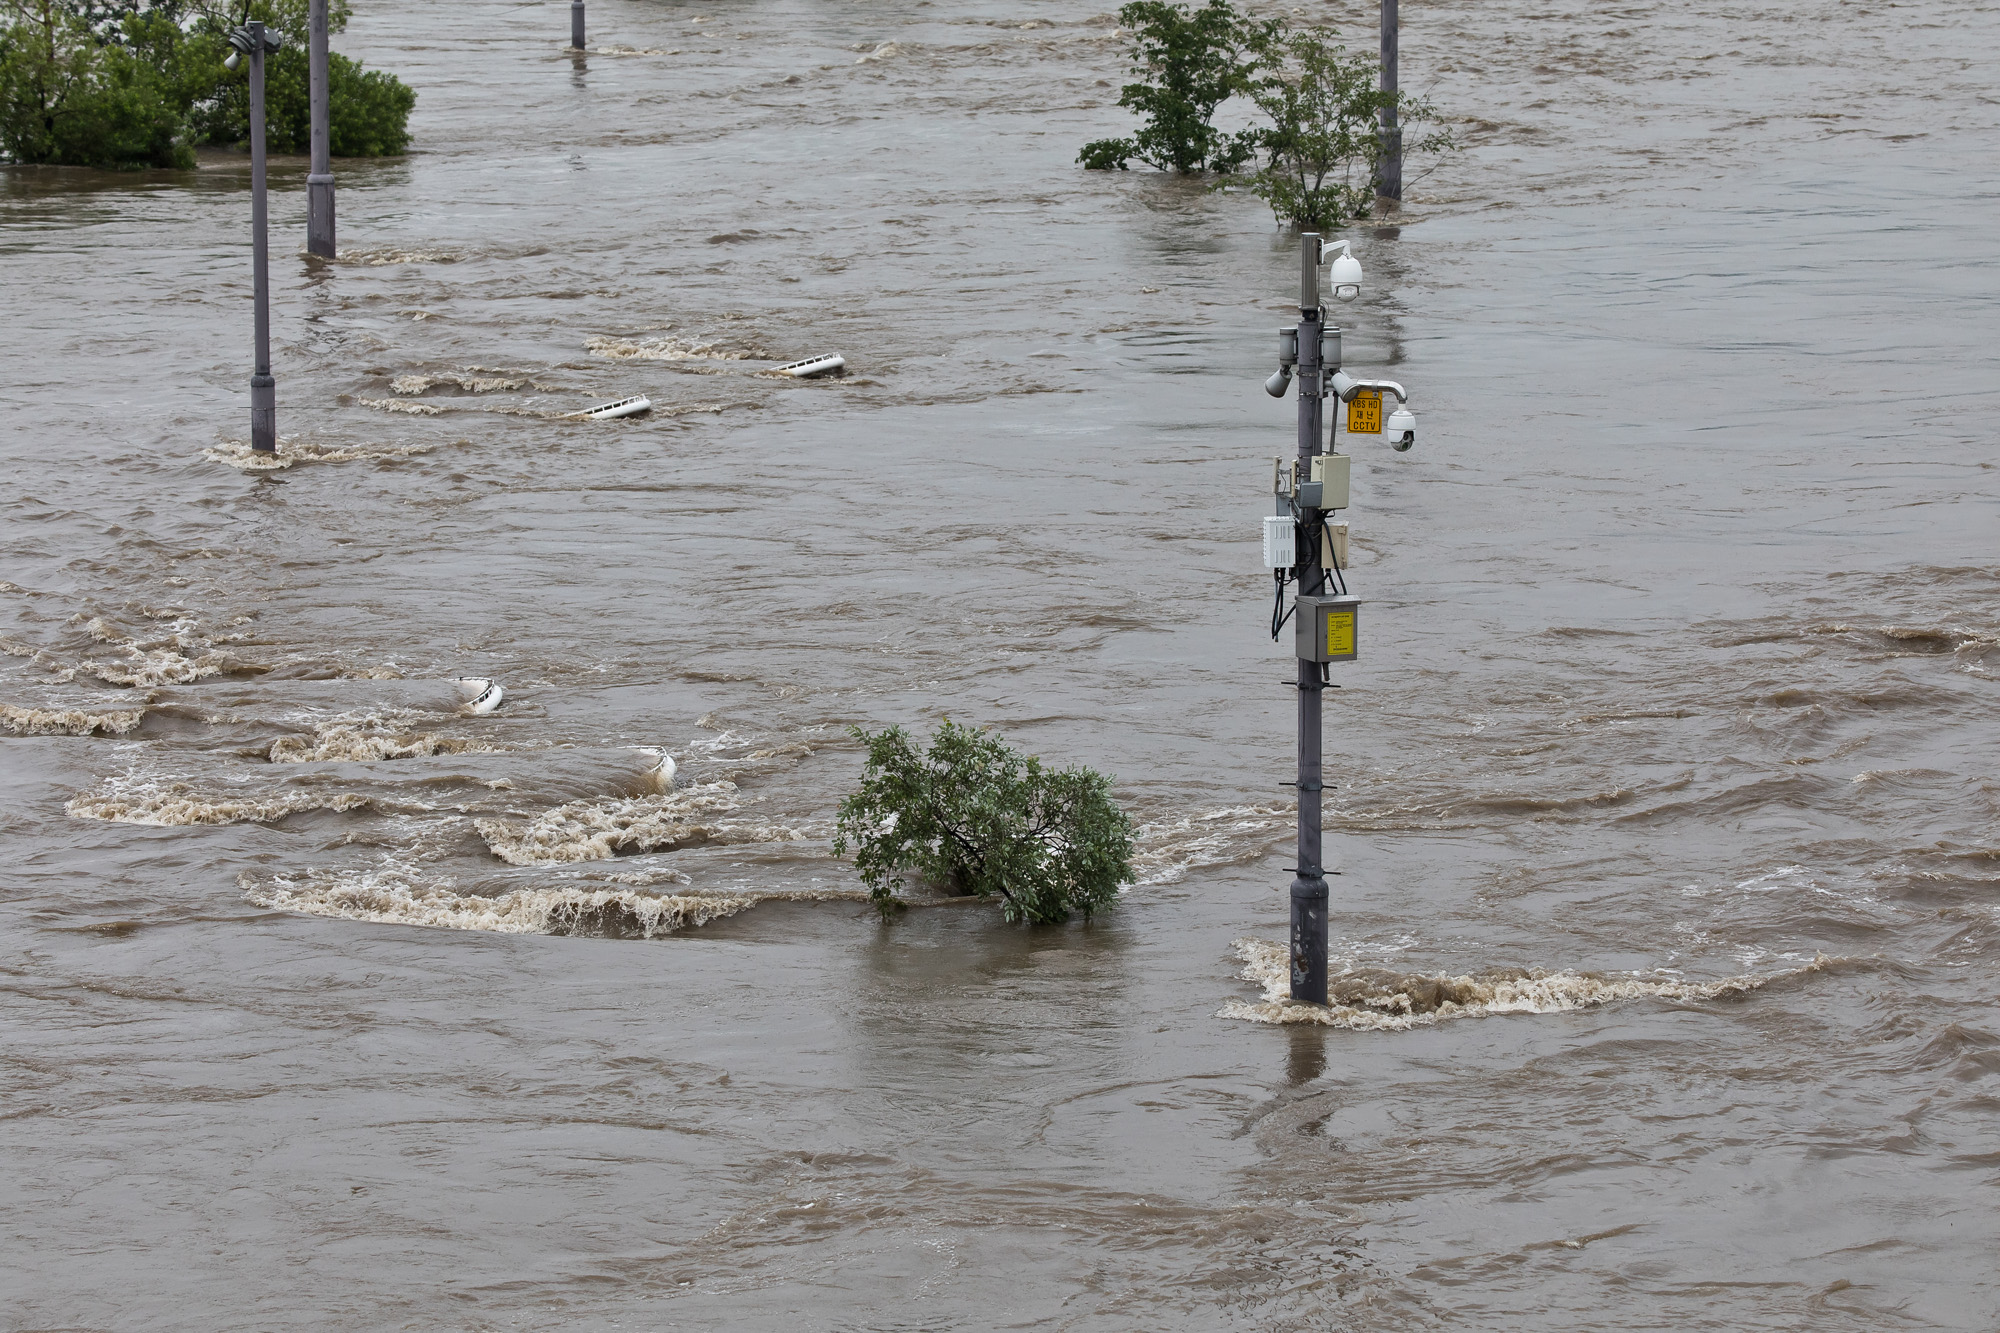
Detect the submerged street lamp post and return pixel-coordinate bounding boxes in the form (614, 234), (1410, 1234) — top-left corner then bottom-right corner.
(227, 21), (284, 453)
(1290, 240), (1332, 1005)
(306, 0), (334, 258)
(570, 0), (586, 50)
(1261, 233), (1417, 1005)
(1379, 0), (1401, 201)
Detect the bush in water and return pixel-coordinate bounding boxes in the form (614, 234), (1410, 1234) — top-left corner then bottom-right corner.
(833, 720), (1135, 925)
(188, 42), (413, 156)
(1077, 0), (1266, 175)
(1239, 23), (1453, 228)
(0, 0), (413, 168)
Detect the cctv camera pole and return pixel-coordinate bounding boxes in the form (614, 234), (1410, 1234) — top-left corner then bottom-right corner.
(306, 0), (335, 258)
(1378, 0), (1402, 201)
(570, 0), (585, 49)
(1290, 232), (1330, 1006)
(248, 21), (277, 453)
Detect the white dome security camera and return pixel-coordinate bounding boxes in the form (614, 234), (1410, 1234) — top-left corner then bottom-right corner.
(1387, 404), (1416, 451)
(1323, 239), (1363, 303)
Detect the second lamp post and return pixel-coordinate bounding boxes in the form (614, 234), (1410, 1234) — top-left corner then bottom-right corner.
(226, 21), (284, 453)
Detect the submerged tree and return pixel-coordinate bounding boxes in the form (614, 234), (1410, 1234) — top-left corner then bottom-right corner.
(1240, 25), (1453, 228)
(833, 720), (1135, 925)
(1078, 0), (1269, 174)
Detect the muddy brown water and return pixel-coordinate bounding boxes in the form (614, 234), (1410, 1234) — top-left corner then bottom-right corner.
(4, 0), (1999, 1327)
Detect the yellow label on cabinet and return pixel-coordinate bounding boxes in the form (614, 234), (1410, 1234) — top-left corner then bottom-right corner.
(1324, 608), (1355, 656)
(1346, 390), (1382, 434)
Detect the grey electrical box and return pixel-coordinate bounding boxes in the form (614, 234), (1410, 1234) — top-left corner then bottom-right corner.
(1311, 452), (1351, 510)
(1295, 594), (1361, 663)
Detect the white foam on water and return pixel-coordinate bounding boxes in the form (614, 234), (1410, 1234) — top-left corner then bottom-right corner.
(1221, 938), (1829, 1030)
(390, 372), (524, 395)
(266, 722), (497, 764)
(329, 247), (458, 265)
(584, 335), (760, 361)
(1131, 804), (1290, 886)
(0, 702), (146, 736)
(241, 866), (753, 937)
(356, 397), (447, 416)
(67, 772), (385, 826)
(204, 437), (440, 469)
(474, 780), (819, 866)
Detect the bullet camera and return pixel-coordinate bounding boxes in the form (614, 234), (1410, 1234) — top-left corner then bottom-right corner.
(1264, 324), (1300, 397)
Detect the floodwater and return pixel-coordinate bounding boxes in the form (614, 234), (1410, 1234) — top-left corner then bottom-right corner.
(4, 0), (1998, 1325)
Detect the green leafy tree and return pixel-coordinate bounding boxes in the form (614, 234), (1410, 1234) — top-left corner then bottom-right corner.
(1078, 0), (1269, 174)
(833, 720), (1135, 925)
(1240, 24), (1453, 227)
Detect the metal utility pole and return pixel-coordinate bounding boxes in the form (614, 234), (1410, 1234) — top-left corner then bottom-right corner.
(1260, 234), (1418, 1008)
(1378, 0), (1402, 202)
(227, 22), (284, 453)
(570, 0), (586, 50)
(306, 0), (335, 258)
(1289, 234), (1330, 1005)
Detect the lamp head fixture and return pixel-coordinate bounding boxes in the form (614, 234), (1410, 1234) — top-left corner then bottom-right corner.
(224, 24), (284, 69)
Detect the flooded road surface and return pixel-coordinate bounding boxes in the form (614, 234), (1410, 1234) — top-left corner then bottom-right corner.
(5, 0), (1999, 1326)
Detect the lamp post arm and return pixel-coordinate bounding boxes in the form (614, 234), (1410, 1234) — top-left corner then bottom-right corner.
(1328, 371), (1408, 404)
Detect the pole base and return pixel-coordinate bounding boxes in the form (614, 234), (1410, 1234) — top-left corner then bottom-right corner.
(1288, 875), (1329, 1006)
(306, 175), (336, 258)
(251, 374), (277, 454)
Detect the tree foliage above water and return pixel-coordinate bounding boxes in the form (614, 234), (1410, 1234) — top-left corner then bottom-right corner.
(1078, 0), (1267, 175)
(833, 720), (1135, 925)
(1077, 0), (1455, 224)
(1240, 25), (1454, 229)
(0, 0), (413, 169)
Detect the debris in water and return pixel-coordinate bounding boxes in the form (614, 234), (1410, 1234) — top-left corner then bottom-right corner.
(571, 394), (653, 420)
(456, 678), (506, 714)
(772, 352), (845, 379)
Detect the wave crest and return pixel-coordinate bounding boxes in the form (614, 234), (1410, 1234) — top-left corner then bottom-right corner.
(243, 868), (752, 937)
(0, 702), (146, 736)
(474, 781), (815, 865)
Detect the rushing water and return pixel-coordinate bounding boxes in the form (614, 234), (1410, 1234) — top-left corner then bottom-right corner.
(4, 0), (1999, 1326)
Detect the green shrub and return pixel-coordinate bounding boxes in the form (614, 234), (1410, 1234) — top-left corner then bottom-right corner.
(833, 720), (1135, 925)
(1078, 0), (1268, 175)
(187, 44), (414, 156)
